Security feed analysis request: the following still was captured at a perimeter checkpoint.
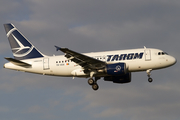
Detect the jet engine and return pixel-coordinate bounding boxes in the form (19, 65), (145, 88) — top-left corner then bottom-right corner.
(105, 63), (127, 75)
(104, 73), (131, 83)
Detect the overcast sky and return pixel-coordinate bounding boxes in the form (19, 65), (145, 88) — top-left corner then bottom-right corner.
(0, 0), (180, 120)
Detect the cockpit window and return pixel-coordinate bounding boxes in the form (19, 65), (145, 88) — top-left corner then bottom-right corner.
(158, 52), (168, 55)
(164, 52), (168, 55)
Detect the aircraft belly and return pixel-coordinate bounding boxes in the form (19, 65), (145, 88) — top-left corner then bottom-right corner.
(127, 60), (153, 72)
(50, 64), (78, 76)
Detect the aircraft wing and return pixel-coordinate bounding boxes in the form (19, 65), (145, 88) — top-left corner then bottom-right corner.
(55, 46), (106, 70)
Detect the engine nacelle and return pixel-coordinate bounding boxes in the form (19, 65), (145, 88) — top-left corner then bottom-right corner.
(105, 63), (127, 75)
(104, 73), (131, 83)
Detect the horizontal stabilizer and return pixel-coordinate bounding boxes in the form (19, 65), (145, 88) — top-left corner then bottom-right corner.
(5, 57), (31, 68)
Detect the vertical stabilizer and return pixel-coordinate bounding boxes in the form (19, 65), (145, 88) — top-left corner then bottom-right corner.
(4, 23), (45, 60)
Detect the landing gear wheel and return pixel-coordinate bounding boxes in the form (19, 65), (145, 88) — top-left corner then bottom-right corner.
(148, 78), (153, 83)
(146, 69), (153, 83)
(88, 78), (94, 85)
(92, 83), (99, 91)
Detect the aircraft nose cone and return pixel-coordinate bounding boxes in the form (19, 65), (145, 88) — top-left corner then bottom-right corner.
(170, 56), (177, 65)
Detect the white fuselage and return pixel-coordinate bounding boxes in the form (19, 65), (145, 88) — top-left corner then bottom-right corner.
(4, 48), (176, 78)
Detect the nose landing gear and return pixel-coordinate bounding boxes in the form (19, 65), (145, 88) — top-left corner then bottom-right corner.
(146, 69), (153, 83)
(148, 77), (153, 83)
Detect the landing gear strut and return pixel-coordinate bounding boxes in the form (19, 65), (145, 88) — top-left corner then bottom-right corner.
(88, 72), (100, 90)
(146, 69), (153, 83)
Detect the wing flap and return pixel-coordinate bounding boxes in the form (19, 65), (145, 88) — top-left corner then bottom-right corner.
(5, 57), (31, 68)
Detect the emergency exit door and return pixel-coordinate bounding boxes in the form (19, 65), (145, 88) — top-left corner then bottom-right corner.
(43, 58), (49, 70)
(145, 49), (151, 61)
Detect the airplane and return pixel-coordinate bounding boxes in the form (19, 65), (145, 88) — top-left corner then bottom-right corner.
(3, 23), (177, 91)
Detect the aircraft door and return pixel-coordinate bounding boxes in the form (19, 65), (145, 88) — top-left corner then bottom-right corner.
(145, 49), (151, 61)
(43, 58), (50, 70)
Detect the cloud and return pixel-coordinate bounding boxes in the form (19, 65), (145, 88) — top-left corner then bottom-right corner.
(81, 82), (180, 120)
(27, 105), (44, 113)
(0, 106), (10, 113)
(0, 0), (180, 120)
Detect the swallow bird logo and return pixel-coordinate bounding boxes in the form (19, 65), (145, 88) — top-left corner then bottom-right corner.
(11, 34), (34, 57)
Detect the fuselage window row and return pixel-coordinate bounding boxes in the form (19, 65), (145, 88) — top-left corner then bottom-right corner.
(56, 60), (72, 64)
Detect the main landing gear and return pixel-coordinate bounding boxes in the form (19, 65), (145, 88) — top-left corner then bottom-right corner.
(88, 71), (100, 91)
(146, 69), (153, 83)
(88, 77), (100, 91)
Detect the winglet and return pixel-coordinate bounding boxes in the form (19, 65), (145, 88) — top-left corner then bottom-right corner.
(55, 46), (61, 51)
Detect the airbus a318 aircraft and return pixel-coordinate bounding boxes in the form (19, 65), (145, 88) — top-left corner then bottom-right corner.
(3, 23), (176, 90)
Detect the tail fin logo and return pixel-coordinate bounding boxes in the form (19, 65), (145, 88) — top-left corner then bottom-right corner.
(7, 29), (34, 57)
(11, 34), (34, 57)
(4, 23), (44, 60)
